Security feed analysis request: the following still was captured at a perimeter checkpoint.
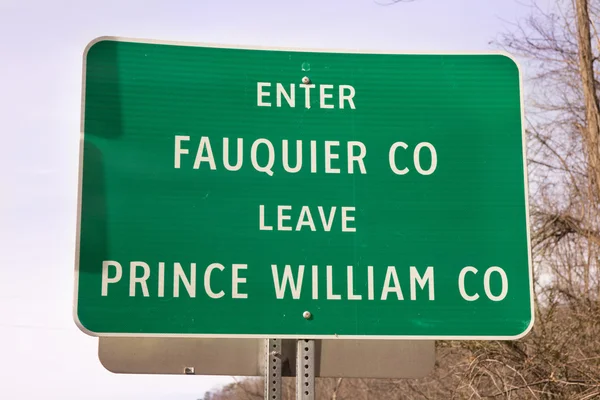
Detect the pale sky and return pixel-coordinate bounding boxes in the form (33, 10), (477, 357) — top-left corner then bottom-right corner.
(0, 0), (552, 399)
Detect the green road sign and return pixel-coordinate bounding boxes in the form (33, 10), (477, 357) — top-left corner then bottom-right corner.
(74, 37), (533, 339)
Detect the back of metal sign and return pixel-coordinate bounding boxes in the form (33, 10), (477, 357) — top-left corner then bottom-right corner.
(98, 338), (434, 379)
(314, 340), (435, 378)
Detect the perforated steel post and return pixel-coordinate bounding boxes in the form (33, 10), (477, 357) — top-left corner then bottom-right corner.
(296, 339), (315, 400)
(265, 339), (282, 400)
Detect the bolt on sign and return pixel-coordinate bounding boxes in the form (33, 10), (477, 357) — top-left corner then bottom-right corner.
(74, 37), (533, 339)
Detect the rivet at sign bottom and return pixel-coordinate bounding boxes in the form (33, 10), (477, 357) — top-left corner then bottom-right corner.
(303, 311), (312, 319)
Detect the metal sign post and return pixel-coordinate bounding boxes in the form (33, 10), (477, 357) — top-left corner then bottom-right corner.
(265, 339), (315, 400)
(265, 339), (282, 400)
(296, 340), (315, 400)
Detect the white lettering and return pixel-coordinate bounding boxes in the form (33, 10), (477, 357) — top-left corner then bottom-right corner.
(174, 135), (190, 169)
(204, 263), (225, 299)
(410, 266), (434, 300)
(232, 264), (248, 299)
(339, 85), (356, 109)
(158, 262), (165, 297)
(296, 205), (317, 231)
(326, 265), (341, 300)
(260, 205), (357, 232)
(381, 266), (404, 300)
(347, 141), (367, 174)
(193, 136), (217, 170)
(257, 82), (271, 106)
(310, 140), (317, 173)
(272, 264), (305, 299)
(459, 266), (479, 301)
(250, 139), (275, 176)
(484, 267), (508, 301)
(414, 142), (437, 175)
(320, 84), (334, 109)
(389, 142), (409, 175)
(282, 140), (302, 173)
(101, 261), (122, 296)
(278, 205), (292, 231)
(129, 261), (150, 297)
(347, 266), (362, 300)
(299, 83), (315, 108)
(318, 206), (336, 232)
(173, 262), (196, 298)
(341, 207), (356, 232)
(257, 82), (356, 109)
(325, 141), (340, 173)
(312, 265), (318, 300)
(276, 83), (295, 107)
(259, 205), (273, 231)
(367, 266), (374, 300)
(223, 137), (243, 171)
